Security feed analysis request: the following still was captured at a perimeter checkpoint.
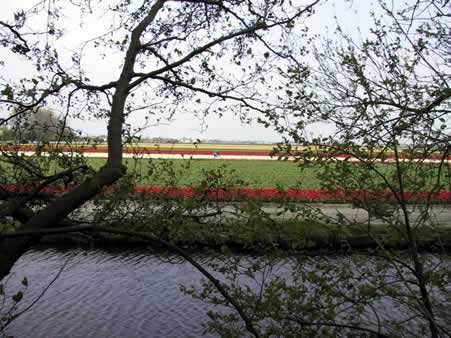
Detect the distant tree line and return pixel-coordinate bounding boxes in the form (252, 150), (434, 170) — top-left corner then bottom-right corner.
(0, 107), (74, 142)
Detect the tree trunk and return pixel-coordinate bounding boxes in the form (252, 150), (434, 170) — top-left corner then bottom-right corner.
(0, 0), (166, 280)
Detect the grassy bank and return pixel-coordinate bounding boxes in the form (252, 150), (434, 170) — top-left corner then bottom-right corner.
(39, 219), (451, 253)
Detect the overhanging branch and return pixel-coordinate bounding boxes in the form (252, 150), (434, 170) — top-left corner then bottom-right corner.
(146, 74), (267, 113)
(1, 224), (261, 337)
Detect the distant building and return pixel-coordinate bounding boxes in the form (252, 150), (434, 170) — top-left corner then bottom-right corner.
(152, 137), (179, 143)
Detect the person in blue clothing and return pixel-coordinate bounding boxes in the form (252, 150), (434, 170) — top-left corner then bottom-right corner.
(213, 151), (220, 158)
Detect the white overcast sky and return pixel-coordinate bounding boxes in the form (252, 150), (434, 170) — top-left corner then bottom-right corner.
(0, 0), (376, 142)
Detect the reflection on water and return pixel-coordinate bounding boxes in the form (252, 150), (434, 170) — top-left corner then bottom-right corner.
(4, 248), (219, 338)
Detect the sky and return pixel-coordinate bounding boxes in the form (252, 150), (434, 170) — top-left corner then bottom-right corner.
(0, 0), (376, 143)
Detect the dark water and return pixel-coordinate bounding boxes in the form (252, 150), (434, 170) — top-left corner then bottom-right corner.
(3, 248), (220, 338)
(1, 247), (449, 337)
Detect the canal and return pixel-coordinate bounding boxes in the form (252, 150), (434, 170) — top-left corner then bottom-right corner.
(2, 246), (449, 337)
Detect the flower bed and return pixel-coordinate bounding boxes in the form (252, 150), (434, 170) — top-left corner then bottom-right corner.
(132, 187), (451, 201)
(3, 184), (450, 202)
(1, 146), (450, 161)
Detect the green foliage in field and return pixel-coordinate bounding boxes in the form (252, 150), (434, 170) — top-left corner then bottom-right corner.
(85, 158), (449, 193)
(2, 155), (448, 192)
(87, 158), (322, 189)
(1, 153), (447, 192)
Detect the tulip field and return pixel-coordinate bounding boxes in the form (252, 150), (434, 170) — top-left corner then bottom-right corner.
(2, 141), (449, 163)
(0, 143), (451, 164)
(1, 142), (450, 202)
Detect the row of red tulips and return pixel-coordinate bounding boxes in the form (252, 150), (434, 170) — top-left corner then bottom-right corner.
(3, 184), (450, 201)
(1, 147), (449, 160)
(130, 187), (451, 200)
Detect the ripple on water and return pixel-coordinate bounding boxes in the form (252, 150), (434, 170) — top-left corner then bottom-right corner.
(4, 248), (218, 338)
(4, 248), (448, 337)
